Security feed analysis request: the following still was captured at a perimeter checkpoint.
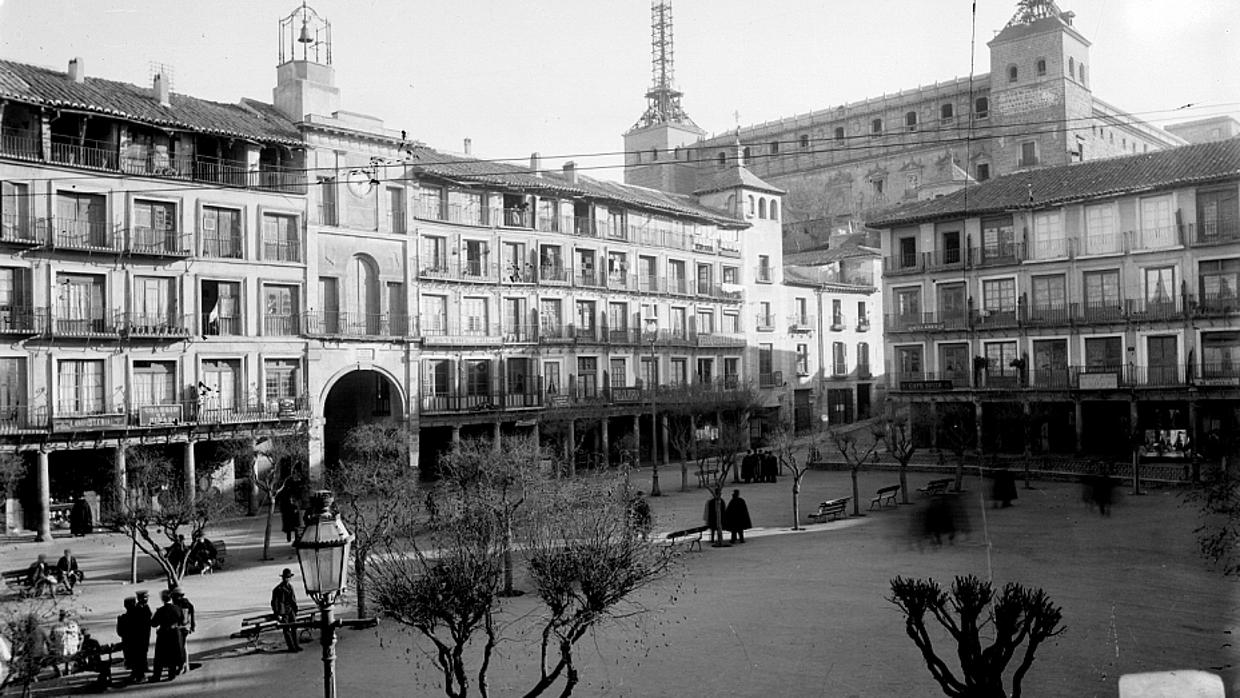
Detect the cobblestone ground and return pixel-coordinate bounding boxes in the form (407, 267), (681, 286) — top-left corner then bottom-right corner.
(1, 466), (1236, 697)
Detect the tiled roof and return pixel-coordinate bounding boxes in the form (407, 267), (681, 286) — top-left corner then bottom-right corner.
(0, 60), (302, 145)
(868, 137), (1240, 228)
(407, 146), (747, 226)
(784, 242), (880, 265)
(693, 165), (785, 195)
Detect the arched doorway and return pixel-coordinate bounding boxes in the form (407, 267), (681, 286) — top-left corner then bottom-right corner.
(322, 369), (404, 468)
(350, 254), (380, 334)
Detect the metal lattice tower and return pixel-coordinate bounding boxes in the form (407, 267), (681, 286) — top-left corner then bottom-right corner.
(1004, 0), (1067, 28)
(631, 0), (697, 131)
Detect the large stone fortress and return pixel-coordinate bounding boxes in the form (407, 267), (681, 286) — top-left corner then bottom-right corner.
(623, 0), (1189, 249)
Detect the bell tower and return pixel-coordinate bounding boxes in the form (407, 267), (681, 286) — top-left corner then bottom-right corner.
(623, 1), (704, 193)
(273, 2), (340, 121)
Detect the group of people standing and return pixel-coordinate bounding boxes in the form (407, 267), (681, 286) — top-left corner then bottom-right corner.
(740, 449), (779, 484)
(115, 586), (196, 684)
(704, 490), (752, 545)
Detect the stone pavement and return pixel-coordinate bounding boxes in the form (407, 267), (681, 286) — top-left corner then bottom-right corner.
(0, 466), (1236, 697)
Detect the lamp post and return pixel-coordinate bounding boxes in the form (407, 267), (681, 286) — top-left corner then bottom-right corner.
(645, 317), (662, 496)
(293, 491), (354, 698)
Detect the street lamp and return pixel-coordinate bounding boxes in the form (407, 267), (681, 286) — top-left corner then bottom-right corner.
(644, 317), (662, 496)
(293, 490), (354, 698)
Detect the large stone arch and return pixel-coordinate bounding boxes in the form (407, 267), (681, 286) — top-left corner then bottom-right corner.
(319, 367), (407, 471)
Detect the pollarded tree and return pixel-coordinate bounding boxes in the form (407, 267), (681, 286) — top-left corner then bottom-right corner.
(888, 575), (1065, 698)
(772, 424), (821, 530)
(521, 473), (676, 696)
(107, 445), (232, 587)
(942, 416), (975, 493)
(326, 423), (419, 619)
(828, 424), (884, 516)
(253, 434), (306, 561)
(882, 416), (919, 504)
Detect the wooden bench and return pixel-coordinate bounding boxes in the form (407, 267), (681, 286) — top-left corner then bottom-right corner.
(231, 610), (319, 649)
(918, 478), (953, 496)
(665, 525), (708, 552)
(695, 469), (719, 488)
(2, 568), (72, 597)
(193, 540), (228, 575)
(870, 485), (902, 510)
(807, 497), (850, 523)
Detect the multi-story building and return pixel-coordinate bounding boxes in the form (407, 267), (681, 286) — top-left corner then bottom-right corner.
(868, 138), (1240, 455)
(624, 0), (1189, 250)
(0, 3), (827, 535)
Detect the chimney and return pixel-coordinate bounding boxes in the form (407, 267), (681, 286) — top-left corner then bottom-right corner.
(153, 73), (170, 107)
(67, 58), (84, 84)
(562, 161), (578, 184)
(463, 138), (472, 156)
(529, 152), (542, 176)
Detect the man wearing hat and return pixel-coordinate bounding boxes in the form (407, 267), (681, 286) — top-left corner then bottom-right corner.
(271, 568), (301, 652)
(170, 587), (195, 673)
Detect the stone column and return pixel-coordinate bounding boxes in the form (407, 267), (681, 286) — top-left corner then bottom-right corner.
(600, 418), (610, 467)
(112, 446), (127, 516)
(929, 401), (940, 451)
(183, 440), (196, 506)
(492, 421), (502, 451)
(974, 400), (985, 463)
(1073, 400), (1084, 454)
(632, 414), (642, 466)
(566, 419), (576, 477)
(661, 414), (670, 466)
(451, 425), (461, 446)
(35, 450), (50, 542)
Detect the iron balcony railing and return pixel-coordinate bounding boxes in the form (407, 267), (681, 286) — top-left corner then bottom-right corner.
(418, 260), (497, 283)
(117, 312), (193, 339)
(0, 307), (39, 335)
(0, 405), (46, 433)
(1185, 221), (1240, 246)
(301, 311), (413, 339)
(758, 371), (783, 388)
(49, 313), (117, 338)
(128, 227), (192, 257)
(262, 240), (301, 263)
(0, 212), (40, 245)
(790, 314), (815, 331)
(1190, 292), (1239, 316)
(202, 235), (244, 259)
(755, 314), (775, 331)
(201, 315), (241, 337)
(50, 217), (121, 252)
(263, 315), (301, 336)
(539, 264), (570, 283)
(888, 364), (1210, 392)
(0, 129), (40, 160)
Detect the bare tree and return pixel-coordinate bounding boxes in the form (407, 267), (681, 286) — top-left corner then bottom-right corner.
(369, 504), (503, 698)
(521, 474), (675, 696)
(106, 446), (231, 588)
(888, 575), (1065, 698)
(772, 425), (820, 530)
(882, 416), (919, 505)
(828, 425), (883, 516)
(1183, 430), (1240, 576)
(942, 416), (975, 493)
(327, 423), (419, 619)
(253, 435), (306, 561)
(667, 414), (696, 492)
(2, 596), (75, 697)
(0, 451), (26, 530)
(437, 435), (543, 596)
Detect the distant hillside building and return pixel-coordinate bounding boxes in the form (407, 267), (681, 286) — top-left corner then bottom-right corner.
(624, 0), (1191, 251)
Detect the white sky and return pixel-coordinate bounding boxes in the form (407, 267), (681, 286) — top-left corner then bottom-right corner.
(1, 0), (1237, 181)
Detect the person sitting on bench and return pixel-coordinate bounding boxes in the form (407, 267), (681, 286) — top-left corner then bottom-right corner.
(56, 549), (82, 591)
(26, 554), (57, 597)
(186, 532), (218, 575)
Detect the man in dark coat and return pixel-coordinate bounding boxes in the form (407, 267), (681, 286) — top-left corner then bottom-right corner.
(149, 590), (184, 682)
(991, 467), (1018, 508)
(56, 549), (82, 592)
(740, 450), (757, 483)
(69, 496), (93, 536)
(170, 587), (195, 673)
(26, 554), (56, 597)
(723, 490), (753, 544)
(133, 590), (153, 678)
(186, 532), (218, 575)
(280, 492), (301, 543)
(703, 494), (723, 544)
(762, 450), (779, 483)
(271, 568), (301, 652)
(116, 596), (148, 683)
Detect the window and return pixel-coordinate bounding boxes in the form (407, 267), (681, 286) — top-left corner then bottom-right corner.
(1032, 211), (1066, 258)
(464, 297), (490, 333)
(1036, 58), (1047, 76)
(771, 200), (779, 220)
(696, 263), (713, 293)
(857, 342), (870, 374)
(981, 216), (1016, 260)
(577, 357), (598, 397)
(1083, 270), (1121, 314)
(386, 187), (406, 234)
(536, 197), (559, 232)
(201, 359), (240, 413)
(1069, 57), (1075, 78)
(317, 177), (338, 226)
(747, 195), (755, 217)
(608, 302), (628, 334)
(0, 268), (30, 331)
(1084, 204), (1119, 254)
(758, 302), (773, 329)
(649, 148), (658, 162)
(668, 259), (686, 293)
(1079, 63), (1086, 83)
(1202, 332), (1240, 377)
(722, 266), (739, 285)
(448, 190), (485, 226)
(797, 297), (811, 326)
(265, 359), (301, 401)
(460, 359), (489, 397)
(895, 345), (923, 376)
(132, 361), (176, 407)
(1020, 141), (1038, 167)
(799, 134), (809, 148)
(1031, 274), (1067, 315)
(797, 344), (810, 376)
(263, 285), (298, 335)
(870, 118), (883, 135)
(421, 295), (448, 334)
(1085, 336), (1123, 370)
(132, 276), (177, 330)
(742, 147), (751, 164)
(262, 213), (299, 262)
(937, 283), (967, 323)
(905, 111), (918, 131)
(1031, 339), (1068, 387)
(830, 298), (842, 326)
(769, 140), (779, 155)
(608, 358), (627, 388)
(56, 191), (107, 248)
(640, 356), (659, 387)
(857, 301), (869, 326)
(696, 310), (714, 334)
(832, 342), (846, 376)
(1139, 195), (1175, 248)
(984, 341), (1019, 378)
(758, 198), (767, 219)
(0, 181), (32, 240)
(575, 300), (595, 334)
(56, 273), (106, 333)
(132, 199), (178, 253)
(975, 97), (989, 119)
(671, 307), (687, 338)
(834, 126), (845, 141)
(420, 236), (448, 274)
(757, 255), (771, 282)
(870, 178), (885, 195)
(982, 278), (1017, 317)
(717, 152), (727, 167)
(1199, 258), (1240, 306)
(464, 240), (489, 278)
(202, 206), (242, 258)
(895, 287), (921, 324)
(897, 235), (918, 268)
(423, 360), (452, 399)
(1008, 65), (1018, 82)
(58, 359), (104, 415)
(543, 361), (561, 395)
(940, 103), (954, 121)
(418, 186), (444, 220)
(723, 312), (740, 335)
(975, 163), (990, 181)
(758, 344), (774, 382)
(937, 223), (962, 264)
(202, 280), (240, 335)
(1144, 266), (1176, 310)
(940, 343), (969, 384)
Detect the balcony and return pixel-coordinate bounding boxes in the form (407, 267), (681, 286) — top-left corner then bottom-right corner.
(856, 317), (871, 332)
(263, 315), (301, 336)
(262, 240), (302, 263)
(884, 253), (924, 276)
(421, 392), (501, 414)
(499, 208), (533, 228)
(755, 314), (775, 331)
(1197, 362), (1240, 387)
(970, 242), (1022, 268)
(1185, 221), (1240, 247)
(50, 218), (122, 253)
(1126, 296), (1183, 322)
(201, 315), (241, 337)
(1029, 237), (1073, 261)
(755, 266), (774, 283)
(1129, 226), (1180, 251)
(790, 314), (815, 332)
(758, 371), (784, 388)
(539, 265), (569, 284)
(194, 395), (310, 424)
(607, 273), (636, 291)
(0, 308), (39, 335)
(886, 311), (968, 333)
(1028, 368), (1073, 390)
(422, 321), (503, 346)
(718, 240), (741, 257)
(1078, 301), (1126, 324)
(0, 213), (42, 246)
(0, 405), (47, 433)
(414, 201), (488, 227)
(202, 236), (244, 259)
(418, 260), (497, 283)
(500, 263), (537, 284)
(51, 137), (118, 170)
(301, 311), (412, 339)
(118, 312), (192, 339)
(0, 129), (39, 161)
(1191, 292), (1239, 317)
(1081, 232), (1123, 256)
(1023, 304), (1072, 326)
(667, 278), (691, 296)
(127, 227), (192, 257)
(638, 276), (665, 293)
(889, 372), (970, 391)
(567, 216), (597, 237)
(538, 323), (574, 344)
(501, 324), (538, 343)
(576, 270), (606, 288)
(695, 332), (746, 348)
(974, 308), (1019, 329)
(608, 328), (641, 345)
(925, 248), (966, 272)
(50, 315), (117, 339)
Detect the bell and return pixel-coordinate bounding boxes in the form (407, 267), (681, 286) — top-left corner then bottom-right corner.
(297, 20), (313, 44)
